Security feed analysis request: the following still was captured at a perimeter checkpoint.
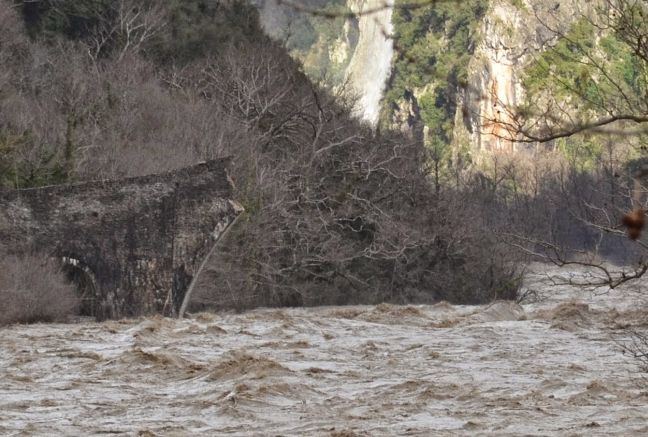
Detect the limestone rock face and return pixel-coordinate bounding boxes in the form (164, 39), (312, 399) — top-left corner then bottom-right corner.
(344, 0), (394, 124)
(257, 0), (592, 150)
(391, 90), (424, 142)
(462, 0), (586, 153)
(470, 2), (526, 152)
(256, 0), (392, 125)
(0, 159), (242, 320)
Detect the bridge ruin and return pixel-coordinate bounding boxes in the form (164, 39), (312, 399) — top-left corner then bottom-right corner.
(0, 159), (242, 320)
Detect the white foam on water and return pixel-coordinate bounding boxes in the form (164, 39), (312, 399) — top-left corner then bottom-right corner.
(2, 264), (648, 435)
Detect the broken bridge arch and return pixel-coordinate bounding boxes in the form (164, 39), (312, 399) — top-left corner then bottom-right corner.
(0, 158), (242, 319)
(61, 255), (100, 318)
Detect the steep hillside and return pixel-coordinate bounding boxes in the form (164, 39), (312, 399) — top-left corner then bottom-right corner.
(258, 0), (645, 163)
(1, 0), (520, 316)
(344, 0), (394, 123)
(458, 0), (595, 153)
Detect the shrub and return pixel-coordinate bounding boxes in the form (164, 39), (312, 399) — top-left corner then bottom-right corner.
(0, 254), (79, 326)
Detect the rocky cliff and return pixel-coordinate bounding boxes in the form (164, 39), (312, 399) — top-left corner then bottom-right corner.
(466, 1), (527, 153)
(461, 0), (586, 153)
(344, 0), (394, 123)
(258, 0), (591, 152)
(256, 0), (392, 125)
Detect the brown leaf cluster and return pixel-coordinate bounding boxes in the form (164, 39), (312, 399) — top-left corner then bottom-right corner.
(622, 208), (645, 240)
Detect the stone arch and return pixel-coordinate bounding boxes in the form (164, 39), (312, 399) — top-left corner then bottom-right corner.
(0, 158), (241, 319)
(61, 255), (100, 318)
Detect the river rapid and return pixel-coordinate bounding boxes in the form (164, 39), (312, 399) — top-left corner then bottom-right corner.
(2, 264), (648, 435)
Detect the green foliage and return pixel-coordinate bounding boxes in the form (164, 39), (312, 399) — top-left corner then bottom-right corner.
(523, 19), (600, 107)
(384, 0), (486, 185)
(521, 12), (647, 162)
(389, 0), (487, 89)
(419, 92), (452, 143)
(385, 0), (487, 142)
(0, 130), (69, 189)
(522, 16), (647, 121)
(288, 1), (353, 84)
(556, 136), (603, 171)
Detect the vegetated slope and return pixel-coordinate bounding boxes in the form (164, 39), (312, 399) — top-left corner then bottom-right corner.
(2, 264), (648, 435)
(0, 0), (520, 311)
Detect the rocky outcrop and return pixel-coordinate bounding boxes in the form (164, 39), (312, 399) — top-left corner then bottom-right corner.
(469, 2), (525, 152)
(344, 0), (394, 124)
(258, 0), (590, 152)
(256, 0), (392, 125)
(462, 0), (585, 153)
(391, 90), (425, 142)
(0, 159), (242, 320)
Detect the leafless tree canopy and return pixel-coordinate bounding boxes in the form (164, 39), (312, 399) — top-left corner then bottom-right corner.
(0, 0), (521, 314)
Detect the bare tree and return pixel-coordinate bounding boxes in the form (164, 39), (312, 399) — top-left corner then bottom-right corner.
(0, 253), (79, 325)
(180, 42), (521, 311)
(2, 0), (522, 315)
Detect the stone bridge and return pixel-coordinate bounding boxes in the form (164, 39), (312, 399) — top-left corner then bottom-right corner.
(0, 159), (242, 320)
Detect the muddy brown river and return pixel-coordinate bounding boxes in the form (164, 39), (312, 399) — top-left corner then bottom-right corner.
(2, 264), (648, 436)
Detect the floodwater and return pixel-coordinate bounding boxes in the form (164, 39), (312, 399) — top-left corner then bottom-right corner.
(2, 264), (648, 436)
